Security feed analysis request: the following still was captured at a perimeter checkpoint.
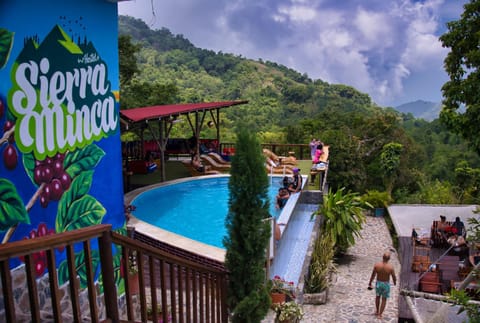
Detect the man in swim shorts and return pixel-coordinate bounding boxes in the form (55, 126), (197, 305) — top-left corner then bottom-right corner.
(368, 252), (397, 319)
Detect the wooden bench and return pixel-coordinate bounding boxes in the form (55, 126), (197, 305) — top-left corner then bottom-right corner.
(412, 238), (432, 272)
(419, 271), (443, 294)
(437, 255), (461, 282)
(412, 255), (431, 273)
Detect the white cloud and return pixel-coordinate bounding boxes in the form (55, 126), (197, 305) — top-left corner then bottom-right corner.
(277, 5), (317, 23)
(354, 8), (393, 48)
(119, 0), (469, 107)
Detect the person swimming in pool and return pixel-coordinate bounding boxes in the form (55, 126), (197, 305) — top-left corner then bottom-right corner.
(275, 187), (290, 209)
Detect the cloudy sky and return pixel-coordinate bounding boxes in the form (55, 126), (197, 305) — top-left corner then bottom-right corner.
(118, 0), (468, 108)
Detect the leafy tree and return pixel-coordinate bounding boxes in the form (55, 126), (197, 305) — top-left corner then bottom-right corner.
(120, 81), (178, 109)
(380, 142), (403, 196)
(223, 129), (271, 322)
(454, 160), (480, 203)
(408, 179), (458, 204)
(440, 0), (480, 155)
(118, 34), (140, 87)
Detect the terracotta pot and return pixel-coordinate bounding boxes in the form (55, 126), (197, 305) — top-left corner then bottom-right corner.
(270, 292), (287, 304)
(127, 272), (140, 295)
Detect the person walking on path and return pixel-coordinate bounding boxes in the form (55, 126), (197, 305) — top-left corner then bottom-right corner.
(368, 252), (397, 320)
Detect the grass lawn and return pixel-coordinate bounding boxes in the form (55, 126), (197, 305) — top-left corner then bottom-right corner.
(127, 159), (317, 191)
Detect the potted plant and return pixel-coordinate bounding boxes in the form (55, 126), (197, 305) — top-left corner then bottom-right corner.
(303, 231), (335, 304)
(147, 304), (171, 322)
(361, 190), (391, 217)
(269, 276), (295, 304)
(272, 301), (304, 323)
(313, 188), (366, 255)
(127, 250), (139, 295)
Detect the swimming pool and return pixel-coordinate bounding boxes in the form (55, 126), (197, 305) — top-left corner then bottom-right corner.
(129, 176), (285, 249)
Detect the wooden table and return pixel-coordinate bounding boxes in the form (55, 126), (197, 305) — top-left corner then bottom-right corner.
(437, 255), (461, 281)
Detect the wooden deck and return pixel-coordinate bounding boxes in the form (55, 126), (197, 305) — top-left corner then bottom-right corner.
(398, 236), (469, 320)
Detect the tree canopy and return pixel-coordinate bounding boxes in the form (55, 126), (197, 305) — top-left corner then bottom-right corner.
(440, 0), (480, 154)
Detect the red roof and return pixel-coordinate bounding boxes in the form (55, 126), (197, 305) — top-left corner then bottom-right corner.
(119, 100), (248, 123)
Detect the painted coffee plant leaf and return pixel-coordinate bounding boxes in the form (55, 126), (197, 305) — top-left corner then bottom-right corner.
(56, 170), (105, 233)
(0, 178), (29, 231)
(0, 28), (14, 69)
(58, 249), (99, 288)
(64, 144), (105, 179)
(23, 153), (36, 184)
(61, 196), (106, 231)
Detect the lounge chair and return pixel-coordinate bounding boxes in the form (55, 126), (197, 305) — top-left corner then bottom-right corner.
(262, 148), (298, 166)
(207, 152), (230, 165)
(181, 160), (221, 176)
(200, 155), (231, 171)
(265, 162), (294, 175)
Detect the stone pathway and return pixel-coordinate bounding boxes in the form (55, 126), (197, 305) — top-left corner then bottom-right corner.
(263, 216), (401, 322)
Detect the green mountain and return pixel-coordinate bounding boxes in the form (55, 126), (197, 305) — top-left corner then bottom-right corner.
(395, 100), (441, 121)
(118, 15), (381, 138)
(118, 15), (480, 202)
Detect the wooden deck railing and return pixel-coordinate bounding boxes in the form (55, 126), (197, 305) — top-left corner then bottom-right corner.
(0, 224), (229, 322)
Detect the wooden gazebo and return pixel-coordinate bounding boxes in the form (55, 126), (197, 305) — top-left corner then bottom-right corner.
(119, 100), (248, 181)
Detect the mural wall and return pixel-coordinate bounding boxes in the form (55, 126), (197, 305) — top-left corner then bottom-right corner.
(0, 0), (125, 278)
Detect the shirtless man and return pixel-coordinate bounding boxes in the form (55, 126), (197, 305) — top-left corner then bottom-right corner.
(368, 252), (397, 319)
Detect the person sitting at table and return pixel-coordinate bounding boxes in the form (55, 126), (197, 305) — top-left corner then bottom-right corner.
(435, 215), (450, 243)
(448, 234), (469, 260)
(453, 216), (466, 237)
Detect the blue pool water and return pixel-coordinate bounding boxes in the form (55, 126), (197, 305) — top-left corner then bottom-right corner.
(131, 176), (285, 249)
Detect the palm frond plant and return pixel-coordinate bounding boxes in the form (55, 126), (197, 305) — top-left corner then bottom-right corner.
(304, 231), (335, 293)
(312, 187), (367, 255)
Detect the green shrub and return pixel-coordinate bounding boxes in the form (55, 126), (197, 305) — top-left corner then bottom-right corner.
(314, 187), (367, 255)
(361, 190), (391, 208)
(304, 232), (335, 293)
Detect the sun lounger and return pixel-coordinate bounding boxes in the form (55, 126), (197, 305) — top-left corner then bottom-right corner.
(265, 163), (294, 175)
(207, 152), (230, 165)
(200, 155), (231, 171)
(181, 160), (221, 176)
(262, 148), (298, 166)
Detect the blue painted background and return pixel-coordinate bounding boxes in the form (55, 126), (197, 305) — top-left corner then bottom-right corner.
(0, 0), (124, 272)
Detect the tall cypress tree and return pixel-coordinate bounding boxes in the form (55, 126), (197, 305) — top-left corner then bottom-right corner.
(223, 129), (271, 322)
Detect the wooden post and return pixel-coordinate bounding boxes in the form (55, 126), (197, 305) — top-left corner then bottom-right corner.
(98, 230), (119, 322)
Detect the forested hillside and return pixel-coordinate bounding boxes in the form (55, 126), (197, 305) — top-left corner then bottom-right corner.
(118, 15), (480, 204)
